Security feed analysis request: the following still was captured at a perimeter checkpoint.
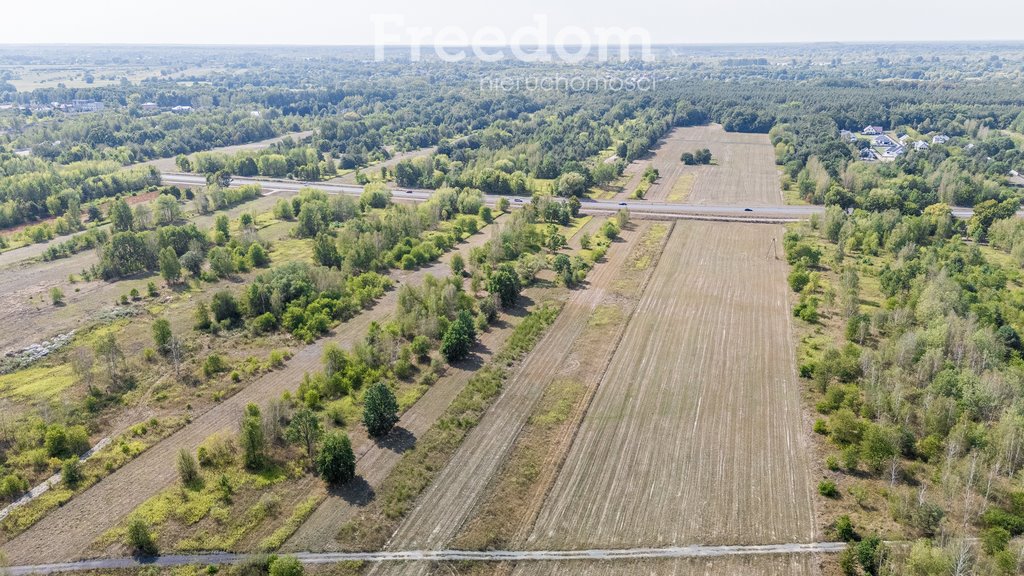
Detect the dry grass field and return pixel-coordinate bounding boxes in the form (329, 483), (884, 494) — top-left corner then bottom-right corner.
(523, 221), (817, 550)
(639, 125), (783, 206)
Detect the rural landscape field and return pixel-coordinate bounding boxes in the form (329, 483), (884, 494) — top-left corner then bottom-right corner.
(2, 8), (1024, 575)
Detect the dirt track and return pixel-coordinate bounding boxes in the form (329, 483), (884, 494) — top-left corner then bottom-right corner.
(0, 227), (495, 565)
(523, 222), (816, 551)
(637, 125), (782, 206)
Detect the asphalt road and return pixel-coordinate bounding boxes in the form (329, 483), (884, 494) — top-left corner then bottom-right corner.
(6, 542), (849, 575)
(163, 172), (996, 222)
(159, 172), (827, 221)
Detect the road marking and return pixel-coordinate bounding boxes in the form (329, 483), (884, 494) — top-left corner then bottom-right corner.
(7, 543), (848, 574)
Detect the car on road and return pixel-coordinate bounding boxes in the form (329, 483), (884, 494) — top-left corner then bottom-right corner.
(618, 202), (627, 206)
(514, 198), (523, 203)
(744, 208), (753, 212)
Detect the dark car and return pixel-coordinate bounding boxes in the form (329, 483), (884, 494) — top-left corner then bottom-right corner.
(514, 198), (523, 203)
(744, 208), (753, 212)
(618, 202), (628, 206)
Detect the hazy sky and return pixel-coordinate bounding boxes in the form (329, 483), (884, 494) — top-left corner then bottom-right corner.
(5, 0), (1024, 45)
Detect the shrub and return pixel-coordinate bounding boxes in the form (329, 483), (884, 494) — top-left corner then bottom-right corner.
(978, 524), (1011, 553)
(833, 515), (857, 541)
(178, 448), (201, 487)
(0, 474), (28, 500)
(126, 517), (158, 555)
(62, 458), (83, 488)
(50, 287), (65, 305)
(203, 353), (228, 378)
(268, 555), (303, 576)
(819, 479), (840, 498)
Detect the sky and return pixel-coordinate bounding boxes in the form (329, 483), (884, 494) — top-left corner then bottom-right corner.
(4, 0), (1024, 45)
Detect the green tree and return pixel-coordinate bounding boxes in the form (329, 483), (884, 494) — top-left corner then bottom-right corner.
(487, 264), (520, 308)
(286, 407), (323, 461)
(316, 431), (356, 485)
(110, 198), (134, 232)
(497, 197), (510, 213)
(211, 291), (241, 324)
(214, 214), (231, 242)
(363, 382), (399, 437)
(159, 247), (181, 285)
(313, 234), (341, 268)
(247, 243), (269, 268)
(240, 403), (266, 470)
(154, 194), (182, 225)
(555, 171), (587, 197)
(180, 250), (205, 277)
(152, 318), (172, 354)
(440, 311), (475, 362)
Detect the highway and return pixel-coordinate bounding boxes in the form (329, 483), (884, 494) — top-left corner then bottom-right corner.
(159, 172), (829, 221)
(161, 172), (994, 222)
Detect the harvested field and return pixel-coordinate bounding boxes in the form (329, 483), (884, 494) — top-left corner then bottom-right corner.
(508, 553), (822, 576)
(448, 224), (670, 554)
(365, 223), (654, 572)
(637, 124), (782, 206)
(0, 226), (498, 565)
(524, 221), (816, 550)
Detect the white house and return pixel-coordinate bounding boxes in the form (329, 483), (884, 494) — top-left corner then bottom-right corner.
(932, 134), (950, 145)
(913, 141), (930, 151)
(859, 148), (878, 161)
(863, 126), (884, 135)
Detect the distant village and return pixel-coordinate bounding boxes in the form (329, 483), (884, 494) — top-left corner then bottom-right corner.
(841, 125), (955, 162)
(0, 99), (193, 115)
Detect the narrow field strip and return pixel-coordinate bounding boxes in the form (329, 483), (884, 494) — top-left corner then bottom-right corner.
(5, 542), (848, 575)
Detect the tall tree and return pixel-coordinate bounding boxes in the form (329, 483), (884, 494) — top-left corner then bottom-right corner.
(109, 198), (134, 233)
(240, 403), (266, 470)
(363, 382), (399, 437)
(159, 247), (181, 285)
(286, 407), (323, 461)
(317, 431), (355, 485)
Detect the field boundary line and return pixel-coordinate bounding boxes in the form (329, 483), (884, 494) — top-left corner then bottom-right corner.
(6, 542), (849, 575)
